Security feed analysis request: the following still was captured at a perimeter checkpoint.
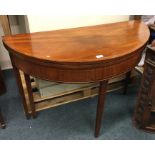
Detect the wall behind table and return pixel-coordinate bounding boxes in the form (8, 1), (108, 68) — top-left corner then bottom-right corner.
(27, 15), (129, 32)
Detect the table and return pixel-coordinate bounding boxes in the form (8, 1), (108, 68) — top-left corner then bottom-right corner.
(2, 20), (149, 137)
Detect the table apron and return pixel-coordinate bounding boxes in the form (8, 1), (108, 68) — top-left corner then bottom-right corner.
(10, 50), (142, 83)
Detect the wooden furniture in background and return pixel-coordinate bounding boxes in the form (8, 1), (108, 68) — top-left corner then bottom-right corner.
(0, 15), (11, 129)
(20, 72), (133, 112)
(2, 20), (149, 137)
(0, 15), (11, 35)
(0, 67), (6, 129)
(134, 46), (155, 132)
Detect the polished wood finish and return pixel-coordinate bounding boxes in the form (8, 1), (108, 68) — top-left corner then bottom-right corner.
(2, 20), (149, 137)
(2, 21), (148, 63)
(3, 20), (149, 82)
(134, 46), (155, 132)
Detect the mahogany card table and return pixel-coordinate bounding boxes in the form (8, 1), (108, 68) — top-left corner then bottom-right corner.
(2, 20), (149, 137)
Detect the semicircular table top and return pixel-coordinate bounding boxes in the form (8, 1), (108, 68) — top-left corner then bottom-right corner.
(3, 20), (150, 65)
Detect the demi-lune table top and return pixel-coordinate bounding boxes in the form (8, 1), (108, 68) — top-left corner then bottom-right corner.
(2, 20), (149, 65)
(2, 20), (150, 83)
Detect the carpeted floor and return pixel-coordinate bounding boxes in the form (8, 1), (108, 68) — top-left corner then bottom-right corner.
(0, 69), (155, 140)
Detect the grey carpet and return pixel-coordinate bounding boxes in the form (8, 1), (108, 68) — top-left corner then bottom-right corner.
(0, 69), (155, 140)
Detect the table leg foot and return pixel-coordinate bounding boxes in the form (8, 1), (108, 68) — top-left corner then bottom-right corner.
(32, 113), (37, 119)
(0, 109), (6, 129)
(1, 123), (6, 129)
(25, 113), (36, 119)
(95, 80), (108, 138)
(25, 114), (31, 120)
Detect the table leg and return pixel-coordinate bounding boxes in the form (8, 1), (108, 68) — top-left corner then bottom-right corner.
(24, 73), (36, 118)
(95, 80), (108, 137)
(0, 108), (6, 129)
(12, 66), (30, 119)
(0, 67), (6, 95)
(123, 71), (131, 95)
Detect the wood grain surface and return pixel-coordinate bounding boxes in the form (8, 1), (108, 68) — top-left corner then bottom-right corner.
(3, 20), (149, 63)
(2, 20), (150, 83)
